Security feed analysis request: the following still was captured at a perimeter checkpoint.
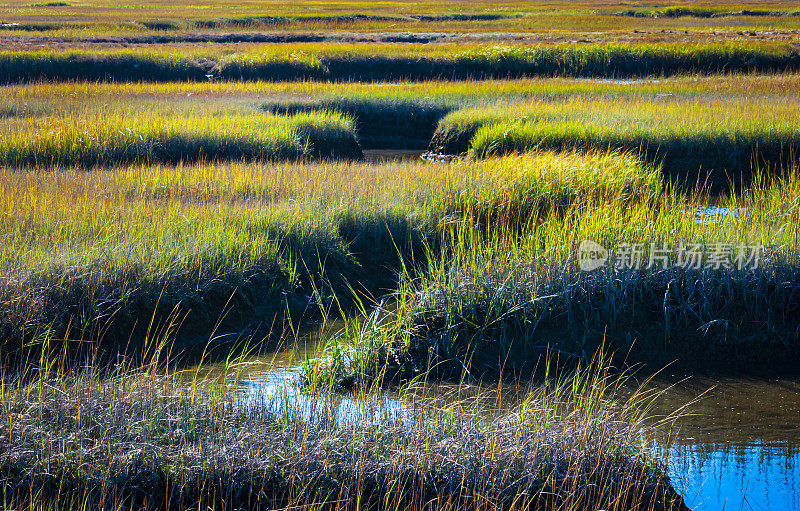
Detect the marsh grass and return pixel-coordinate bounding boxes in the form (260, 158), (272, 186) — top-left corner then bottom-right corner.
(2, 0), (800, 40)
(0, 151), (657, 358)
(190, 13), (520, 30)
(262, 97), (453, 149)
(2, 42), (799, 84)
(307, 169), (800, 388)
(0, 346), (688, 511)
(470, 121), (800, 188)
(0, 111), (361, 167)
(430, 96), (800, 189)
(612, 6), (800, 18)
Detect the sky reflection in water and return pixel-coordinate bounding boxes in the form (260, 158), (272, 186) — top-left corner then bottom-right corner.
(234, 345), (800, 511)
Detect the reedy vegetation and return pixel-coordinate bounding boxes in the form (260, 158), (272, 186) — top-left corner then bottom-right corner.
(2, 0), (799, 41)
(0, 111), (362, 167)
(1, 2), (798, 509)
(611, 5), (800, 18)
(6, 73), (800, 104)
(2, 75), (799, 366)
(0, 350), (687, 511)
(0, 151), (657, 357)
(428, 94), (800, 187)
(1, 42), (799, 83)
(306, 169), (800, 388)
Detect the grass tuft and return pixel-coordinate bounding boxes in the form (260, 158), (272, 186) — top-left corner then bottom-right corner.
(0, 111), (362, 167)
(263, 97), (453, 149)
(0, 353), (688, 511)
(307, 169), (800, 388)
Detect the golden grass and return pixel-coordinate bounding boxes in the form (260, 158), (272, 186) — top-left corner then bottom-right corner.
(309, 167), (800, 387)
(1, 0), (799, 41)
(0, 150), (659, 355)
(1, 41), (798, 83)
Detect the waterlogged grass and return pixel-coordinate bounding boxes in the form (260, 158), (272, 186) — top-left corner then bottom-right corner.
(0, 111), (361, 167)
(1, 42), (799, 83)
(307, 170), (800, 388)
(0, 353), (688, 511)
(0, 151), (657, 357)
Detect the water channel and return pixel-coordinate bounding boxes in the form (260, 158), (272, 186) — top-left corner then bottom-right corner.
(205, 331), (800, 511)
(216, 149), (797, 510)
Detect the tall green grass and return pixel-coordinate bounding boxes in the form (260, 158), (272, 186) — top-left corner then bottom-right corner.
(0, 151), (658, 358)
(0, 111), (361, 167)
(2, 42), (798, 83)
(308, 169), (800, 388)
(470, 121), (799, 188)
(430, 96), (800, 188)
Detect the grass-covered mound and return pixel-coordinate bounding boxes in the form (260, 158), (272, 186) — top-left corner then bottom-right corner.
(429, 97), (800, 189)
(262, 97), (453, 149)
(611, 6), (800, 18)
(307, 171), (800, 388)
(470, 121), (800, 189)
(0, 112), (362, 167)
(2, 42), (799, 84)
(0, 151), (658, 360)
(0, 358), (688, 511)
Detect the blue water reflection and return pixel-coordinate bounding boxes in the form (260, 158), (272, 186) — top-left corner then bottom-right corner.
(240, 366), (405, 424)
(655, 377), (800, 511)
(668, 442), (800, 510)
(237, 356), (800, 511)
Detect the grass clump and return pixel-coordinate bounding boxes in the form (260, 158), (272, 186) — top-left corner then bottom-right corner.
(469, 121), (800, 188)
(428, 108), (508, 155)
(0, 111), (361, 167)
(2, 43), (799, 84)
(0, 355), (688, 511)
(139, 20), (181, 30)
(308, 171), (800, 388)
(438, 150), (663, 227)
(263, 97), (453, 149)
(0, 50), (210, 83)
(660, 6), (718, 18)
(429, 96), (800, 189)
(613, 6), (799, 18)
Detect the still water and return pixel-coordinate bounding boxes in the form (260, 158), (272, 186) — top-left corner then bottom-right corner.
(651, 377), (800, 511)
(228, 339), (800, 511)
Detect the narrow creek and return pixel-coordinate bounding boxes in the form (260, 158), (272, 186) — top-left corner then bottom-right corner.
(197, 148), (796, 510)
(205, 331), (800, 511)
